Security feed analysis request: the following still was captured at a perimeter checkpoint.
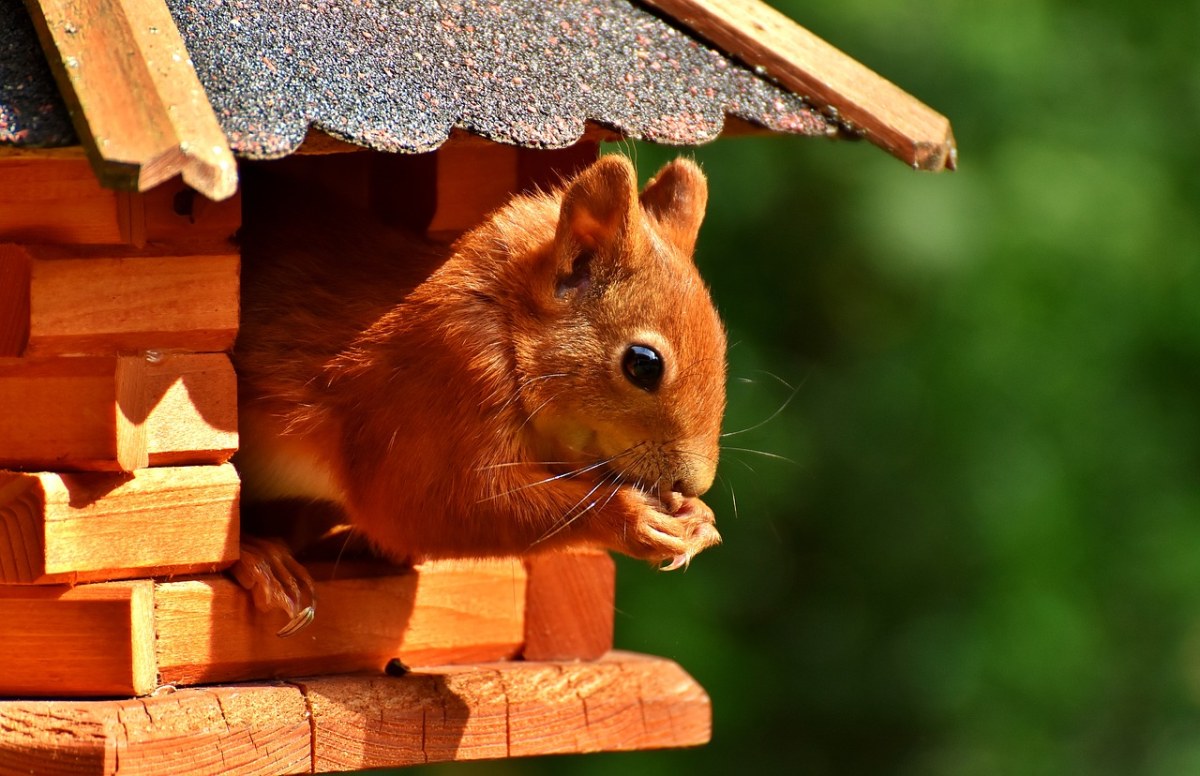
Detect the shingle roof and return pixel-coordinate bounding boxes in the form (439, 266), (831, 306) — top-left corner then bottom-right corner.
(0, 0), (75, 146)
(1, 0), (833, 156)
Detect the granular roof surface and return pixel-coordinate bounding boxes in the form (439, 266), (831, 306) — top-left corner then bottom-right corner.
(1, 0), (833, 155)
(0, 0), (76, 146)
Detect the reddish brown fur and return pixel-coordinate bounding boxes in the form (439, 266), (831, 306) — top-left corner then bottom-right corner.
(235, 156), (726, 568)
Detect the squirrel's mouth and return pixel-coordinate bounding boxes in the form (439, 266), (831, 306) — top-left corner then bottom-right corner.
(601, 465), (687, 513)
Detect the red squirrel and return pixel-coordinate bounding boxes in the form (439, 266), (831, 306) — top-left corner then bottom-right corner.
(233, 155), (726, 627)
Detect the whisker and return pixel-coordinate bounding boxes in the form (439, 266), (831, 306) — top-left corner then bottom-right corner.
(475, 459), (580, 472)
(721, 372), (806, 438)
(516, 393), (559, 433)
(531, 471), (623, 548)
(717, 473), (739, 521)
(671, 447), (719, 466)
(752, 369), (799, 393)
(476, 455), (618, 503)
(721, 446), (797, 465)
(730, 457), (756, 474)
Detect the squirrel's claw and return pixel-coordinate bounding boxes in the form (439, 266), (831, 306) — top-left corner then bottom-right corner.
(230, 535), (317, 637)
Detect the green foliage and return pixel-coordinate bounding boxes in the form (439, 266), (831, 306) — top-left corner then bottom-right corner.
(414, 0), (1200, 773)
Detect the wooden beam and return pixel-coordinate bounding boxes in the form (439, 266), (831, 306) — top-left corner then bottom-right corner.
(425, 142), (521, 239)
(0, 353), (238, 472)
(140, 179), (242, 246)
(0, 684), (311, 775)
(155, 559), (528, 687)
(641, 0), (957, 171)
(22, 0), (238, 199)
(0, 464), (239, 585)
(308, 652), (711, 770)
(0, 355), (123, 470)
(0, 653), (708, 773)
(7, 244), (240, 358)
(522, 549), (615, 661)
(0, 156), (126, 245)
(0, 560), (528, 698)
(0, 580), (157, 697)
(143, 354), (237, 466)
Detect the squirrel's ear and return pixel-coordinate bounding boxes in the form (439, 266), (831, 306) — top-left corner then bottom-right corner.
(640, 158), (708, 258)
(552, 156), (639, 296)
(555, 155), (638, 252)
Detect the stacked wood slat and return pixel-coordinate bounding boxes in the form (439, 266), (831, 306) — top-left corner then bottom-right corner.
(1, 158), (243, 621)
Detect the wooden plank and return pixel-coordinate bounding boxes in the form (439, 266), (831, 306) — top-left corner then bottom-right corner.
(0, 654), (706, 773)
(0, 580), (156, 697)
(0, 354), (238, 472)
(426, 142), (520, 238)
(642, 0), (957, 171)
(0, 684), (310, 775)
(115, 352), (239, 470)
(307, 652), (712, 770)
(0, 464), (239, 585)
(522, 549), (614, 661)
(140, 353), (238, 467)
(23, 0), (237, 200)
(0, 157), (125, 244)
(154, 559), (528, 686)
(140, 180), (242, 247)
(19, 244), (239, 357)
(0, 356), (120, 470)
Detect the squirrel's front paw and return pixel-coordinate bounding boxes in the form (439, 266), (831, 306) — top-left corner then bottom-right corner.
(624, 494), (721, 571)
(229, 535), (317, 637)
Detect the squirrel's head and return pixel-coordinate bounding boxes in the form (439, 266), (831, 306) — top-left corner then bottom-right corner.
(509, 155), (727, 503)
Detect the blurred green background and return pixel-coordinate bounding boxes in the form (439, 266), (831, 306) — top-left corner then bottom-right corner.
(417, 0), (1200, 773)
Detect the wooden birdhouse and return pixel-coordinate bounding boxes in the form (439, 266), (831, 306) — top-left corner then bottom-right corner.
(0, 0), (954, 772)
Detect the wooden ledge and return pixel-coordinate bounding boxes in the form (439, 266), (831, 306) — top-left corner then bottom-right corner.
(643, 0), (957, 171)
(0, 652), (711, 774)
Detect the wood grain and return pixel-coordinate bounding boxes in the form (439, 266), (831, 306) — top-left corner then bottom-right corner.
(23, 0), (237, 199)
(0, 354), (237, 472)
(0, 654), (707, 773)
(307, 652), (712, 770)
(0, 464), (239, 585)
(0, 157), (125, 244)
(642, 0), (956, 171)
(522, 549), (615, 661)
(0, 580), (156, 697)
(426, 142), (520, 238)
(21, 245), (239, 357)
(0, 355), (120, 469)
(0, 684), (310, 775)
(140, 179), (242, 247)
(155, 559), (528, 686)
(121, 352), (239, 469)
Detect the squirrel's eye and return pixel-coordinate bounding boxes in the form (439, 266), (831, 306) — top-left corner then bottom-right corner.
(622, 344), (664, 392)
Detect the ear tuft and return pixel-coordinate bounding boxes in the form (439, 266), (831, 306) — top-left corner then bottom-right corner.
(639, 158), (708, 257)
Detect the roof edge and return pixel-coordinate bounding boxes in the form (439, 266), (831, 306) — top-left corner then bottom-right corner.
(24, 0), (237, 199)
(640, 0), (957, 171)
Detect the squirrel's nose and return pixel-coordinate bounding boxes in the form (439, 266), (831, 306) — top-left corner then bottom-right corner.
(671, 479), (694, 497)
(672, 469), (713, 498)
